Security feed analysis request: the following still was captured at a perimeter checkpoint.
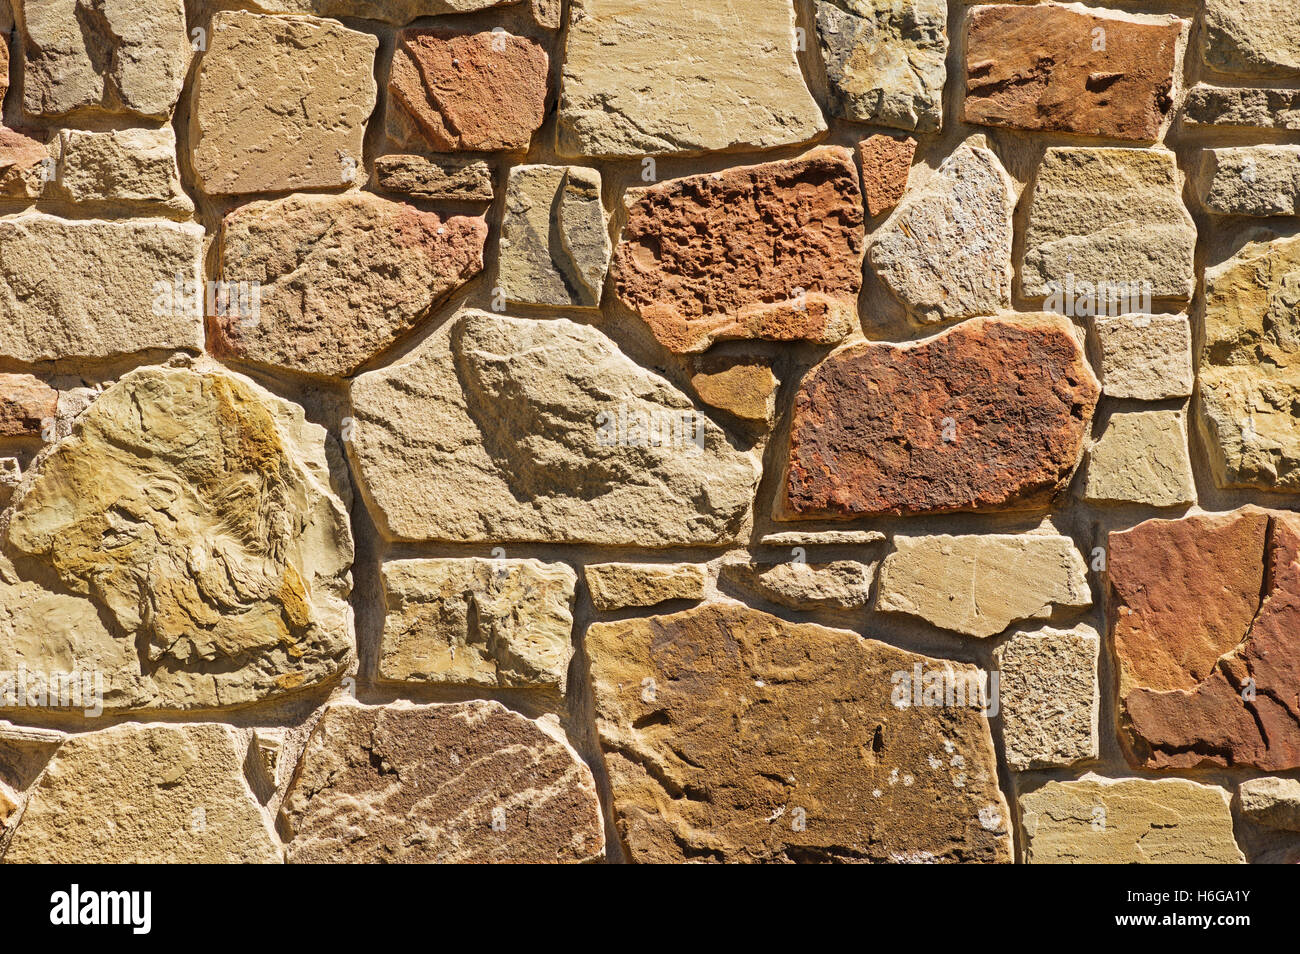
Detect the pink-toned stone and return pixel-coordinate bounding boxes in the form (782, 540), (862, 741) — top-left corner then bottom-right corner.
(0, 373), (57, 437)
(0, 127), (49, 198)
(858, 134), (916, 217)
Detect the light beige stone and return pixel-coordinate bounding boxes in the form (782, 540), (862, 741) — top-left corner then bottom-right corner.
(1020, 777), (1244, 864)
(189, 11), (377, 196)
(55, 127), (193, 216)
(1203, 0), (1300, 77)
(557, 0), (825, 159)
(584, 563), (706, 611)
(720, 559), (876, 611)
(1195, 146), (1300, 217)
(375, 154), (494, 201)
(1095, 314), (1193, 400)
(1237, 777), (1300, 831)
(0, 215), (203, 362)
(3, 723), (281, 863)
(379, 558), (576, 692)
(247, 0), (516, 19)
(993, 624), (1100, 771)
(1084, 410), (1196, 508)
(877, 534), (1092, 638)
(759, 530), (886, 547)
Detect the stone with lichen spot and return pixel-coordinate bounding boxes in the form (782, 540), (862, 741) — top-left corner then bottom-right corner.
(719, 559), (876, 611)
(1194, 146), (1300, 217)
(584, 563), (706, 612)
(1202, 0), (1300, 78)
(374, 154), (494, 201)
(1084, 410), (1196, 508)
(0, 373), (56, 438)
(1094, 314), (1193, 400)
(858, 134), (915, 217)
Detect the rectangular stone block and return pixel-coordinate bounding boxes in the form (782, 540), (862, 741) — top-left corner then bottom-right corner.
(994, 625), (1100, 771)
(1094, 314), (1193, 400)
(1195, 146), (1300, 217)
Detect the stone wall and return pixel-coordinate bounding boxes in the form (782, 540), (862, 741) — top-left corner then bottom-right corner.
(0, 0), (1297, 863)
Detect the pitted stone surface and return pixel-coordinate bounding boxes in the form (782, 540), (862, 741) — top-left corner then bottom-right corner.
(858, 134), (915, 217)
(1202, 0), (1300, 78)
(1185, 85), (1300, 130)
(1084, 410), (1196, 508)
(55, 127), (193, 216)
(0, 373), (56, 437)
(1195, 146), (1300, 217)
(1095, 314), (1193, 400)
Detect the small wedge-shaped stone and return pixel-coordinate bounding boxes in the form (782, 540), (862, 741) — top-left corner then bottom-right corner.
(719, 559), (875, 611)
(1184, 85), (1300, 130)
(584, 563), (706, 612)
(1095, 314), (1194, 400)
(1084, 410), (1196, 508)
(1202, 0), (1300, 78)
(859, 134), (916, 217)
(1195, 146), (1300, 216)
(1238, 778), (1300, 831)
(55, 127), (193, 216)
(281, 701), (605, 863)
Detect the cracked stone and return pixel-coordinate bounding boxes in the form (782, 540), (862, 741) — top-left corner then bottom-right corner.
(584, 563), (707, 612)
(1084, 410), (1196, 508)
(1195, 146), (1300, 217)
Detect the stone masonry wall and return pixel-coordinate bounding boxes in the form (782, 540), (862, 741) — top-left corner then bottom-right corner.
(0, 0), (1298, 863)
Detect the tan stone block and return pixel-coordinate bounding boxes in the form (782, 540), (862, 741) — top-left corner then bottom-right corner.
(719, 559), (876, 611)
(1094, 314), (1193, 400)
(56, 127), (193, 216)
(1084, 410), (1196, 508)
(1195, 146), (1300, 217)
(584, 563), (706, 612)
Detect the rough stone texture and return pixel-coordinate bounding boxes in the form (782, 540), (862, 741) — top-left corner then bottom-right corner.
(1202, 0), (1300, 78)
(815, 0), (948, 133)
(0, 372), (56, 437)
(1022, 148), (1197, 301)
(0, 366), (354, 712)
(558, 0), (825, 159)
(189, 12), (377, 196)
(1237, 777), (1300, 831)
(281, 701), (605, 863)
(858, 134), (915, 217)
(614, 148), (863, 353)
(963, 4), (1181, 141)
(1084, 410), (1196, 508)
(349, 310), (759, 545)
(0, 215), (203, 362)
(1095, 314), (1194, 400)
(55, 127), (193, 216)
(214, 192), (487, 378)
(375, 154), (494, 201)
(1184, 85), (1300, 130)
(993, 625), (1100, 771)
(869, 144), (1015, 324)
(0, 127), (49, 199)
(247, 0), (518, 20)
(1199, 234), (1300, 491)
(878, 534), (1092, 638)
(1020, 778), (1244, 864)
(584, 563), (706, 612)
(18, 0), (189, 121)
(386, 29), (548, 154)
(690, 354), (779, 427)
(719, 559), (875, 611)
(499, 165), (609, 309)
(378, 558), (576, 691)
(1195, 146), (1300, 217)
(1, 17), (8, 104)
(760, 530), (886, 547)
(3, 723), (281, 863)
(586, 603), (1011, 863)
(784, 316), (1099, 518)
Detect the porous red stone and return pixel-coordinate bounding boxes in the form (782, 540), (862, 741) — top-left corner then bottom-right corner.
(783, 316), (1099, 518)
(858, 134), (916, 217)
(0, 373), (57, 437)
(964, 4), (1181, 141)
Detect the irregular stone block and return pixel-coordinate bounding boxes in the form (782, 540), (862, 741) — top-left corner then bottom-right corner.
(189, 12), (377, 196)
(719, 559), (875, 611)
(214, 192), (487, 378)
(1084, 410), (1196, 508)
(0, 18), (8, 104)
(586, 603), (1011, 863)
(379, 558), (576, 691)
(1184, 85), (1300, 130)
(0, 127), (52, 198)
(964, 4), (1181, 141)
(858, 134), (915, 217)
(690, 354), (779, 428)
(784, 316), (1098, 518)
(1237, 777), (1300, 831)
(870, 144), (1015, 324)
(613, 148), (864, 353)
(760, 529), (886, 547)
(993, 624), (1100, 771)
(1195, 146), (1300, 216)
(3, 723), (281, 863)
(1094, 314), (1193, 400)
(387, 29), (548, 154)
(815, 0), (948, 132)
(0, 372), (56, 437)
(0, 458), (19, 508)
(348, 310), (760, 545)
(584, 563), (706, 612)
(281, 701), (605, 863)
(1202, 0), (1300, 77)
(499, 165), (609, 309)
(55, 127), (193, 216)
(0, 215), (203, 362)
(0, 365), (354, 712)
(1020, 778), (1243, 864)
(878, 534), (1092, 638)
(375, 154), (494, 201)
(558, 0), (825, 159)
(247, 0), (517, 20)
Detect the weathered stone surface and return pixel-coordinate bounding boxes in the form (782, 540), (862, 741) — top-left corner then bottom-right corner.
(815, 0), (948, 132)
(760, 529), (886, 547)
(558, 0), (825, 159)
(586, 603), (1011, 863)
(1020, 778), (1243, 864)
(0, 215), (203, 362)
(1184, 85), (1300, 130)
(1199, 234), (1300, 491)
(1238, 777), (1300, 831)
(878, 534), (1092, 638)
(1202, 0), (1300, 77)
(1022, 148), (1197, 300)
(375, 154), (494, 201)
(1112, 508), (1300, 770)
(3, 723), (281, 863)
(0, 458), (19, 508)
(349, 310), (759, 545)
(214, 192), (487, 378)
(0, 373), (55, 437)
(18, 0), (189, 120)
(189, 12), (377, 196)
(870, 144), (1015, 323)
(584, 563), (706, 612)
(1, 18), (8, 104)
(964, 4), (1181, 141)
(0, 365), (354, 712)
(379, 558), (576, 691)
(56, 127), (193, 216)
(614, 148), (863, 353)
(993, 624), (1099, 771)
(784, 316), (1098, 518)
(719, 559), (875, 611)
(1084, 410), (1196, 508)
(858, 134), (915, 218)
(499, 165), (609, 309)
(690, 355), (779, 427)
(247, 0), (517, 20)
(0, 127), (51, 198)
(1095, 314), (1193, 400)
(387, 29), (548, 154)
(281, 701), (604, 863)
(1195, 146), (1300, 216)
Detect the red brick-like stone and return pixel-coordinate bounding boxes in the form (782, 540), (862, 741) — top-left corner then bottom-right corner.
(0, 373), (57, 438)
(387, 29), (548, 153)
(858, 134), (915, 217)
(783, 316), (1098, 518)
(612, 147), (864, 354)
(964, 4), (1181, 142)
